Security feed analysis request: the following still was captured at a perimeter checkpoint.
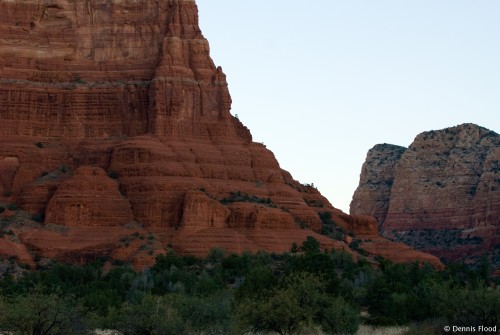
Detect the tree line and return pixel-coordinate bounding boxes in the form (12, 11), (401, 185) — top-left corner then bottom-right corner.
(0, 236), (498, 335)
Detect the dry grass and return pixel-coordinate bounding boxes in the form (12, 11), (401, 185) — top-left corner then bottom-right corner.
(246, 325), (409, 335)
(90, 330), (124, 335)
(356, 325), (408, 335)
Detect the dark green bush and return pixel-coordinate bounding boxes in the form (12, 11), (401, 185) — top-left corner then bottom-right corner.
(107, 170), (119, 179)
(7, 203), (18, 211)
(32, 213), (44, 223)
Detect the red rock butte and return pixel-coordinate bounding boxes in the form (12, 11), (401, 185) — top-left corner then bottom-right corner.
(351, 124), (500, 269)
(0, 0), (441, 269)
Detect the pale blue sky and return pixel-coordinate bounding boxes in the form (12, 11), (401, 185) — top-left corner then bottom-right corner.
(197, 1), (500, 213)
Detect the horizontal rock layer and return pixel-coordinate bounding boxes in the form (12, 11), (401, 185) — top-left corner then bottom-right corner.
(0, 0), (247, 142)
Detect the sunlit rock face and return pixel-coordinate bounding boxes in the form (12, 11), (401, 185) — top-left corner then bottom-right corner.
(351, 124), (500, 269)
(0, 0), (243, 141)
(0, 0), (440, 269)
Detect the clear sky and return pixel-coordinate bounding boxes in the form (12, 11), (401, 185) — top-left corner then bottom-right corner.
(196, 1), (500, 213)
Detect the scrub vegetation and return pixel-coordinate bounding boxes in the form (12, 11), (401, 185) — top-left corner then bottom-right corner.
(0, 237), (498, 335)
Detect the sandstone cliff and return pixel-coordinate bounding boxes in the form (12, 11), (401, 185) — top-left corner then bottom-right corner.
(351, 124), (500, 269)
(350, 144), (406, 228)
(0, 0), (440, 269)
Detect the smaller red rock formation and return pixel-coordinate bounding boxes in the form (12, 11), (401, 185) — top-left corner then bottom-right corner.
(226, 203), (297, 229)
(181, 191), (230, 228)
(44, 167), (134, 227)
(358, 237), (443, 269)
(351, 124), (500, 269)
(19, 227), (143, 267)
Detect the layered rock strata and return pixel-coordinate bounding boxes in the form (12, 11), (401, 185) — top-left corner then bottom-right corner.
(351, 124), (500, 269)
(0, 0), (440, 269)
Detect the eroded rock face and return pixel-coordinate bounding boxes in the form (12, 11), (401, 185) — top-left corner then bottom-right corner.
(351, 124), (500, 269)
(350, 144), (406, 227)
(181, 190), (230, 228)
(44, 166), (134, 227)
(0, 0), (248, 142)
(0, 156), (20, 196)
(0, 0), (438, 268)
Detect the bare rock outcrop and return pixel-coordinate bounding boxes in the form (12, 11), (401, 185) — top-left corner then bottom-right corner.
(351, 124), (500, 269)
(350, 144), (406, 227)
(44, 166), (134, 227)
(181, 190), (230, 228)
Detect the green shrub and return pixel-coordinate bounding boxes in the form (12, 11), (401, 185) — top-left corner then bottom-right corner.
(220, 191), (276, 208)
(0, 287), (90, 335)
(237, 272), (359, 335)
(208, 247), (226, 263)
(300, 236), (321, 254)
(32, 213), (44, 223)
(7, 203), (18, 211)
(444, 287), (500, 328)
(73, 76), (86, 84)
(318, 296), (360, 335)
(107, 171), (119, 179)
(305, 198), (324, 207)
(102, 294), (185, 334)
